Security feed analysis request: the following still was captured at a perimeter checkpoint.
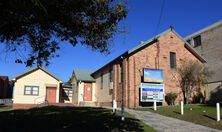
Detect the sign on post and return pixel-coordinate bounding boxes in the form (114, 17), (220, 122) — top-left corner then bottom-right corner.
(140, 83), (164, 102)
(141, 68), (164, 103)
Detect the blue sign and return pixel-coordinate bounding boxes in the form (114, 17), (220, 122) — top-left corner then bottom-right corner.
(143, 68), (164, 83)
(140, 83), (164, 102)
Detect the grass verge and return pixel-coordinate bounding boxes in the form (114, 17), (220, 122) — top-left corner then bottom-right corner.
(137, 104), (222, 130)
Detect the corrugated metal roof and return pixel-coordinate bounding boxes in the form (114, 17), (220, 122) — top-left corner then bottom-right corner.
(91, 28), (207, 75)
(74, 69), (95, 82)
(128, 29), (170, 54)
(128, 28), (207, 63)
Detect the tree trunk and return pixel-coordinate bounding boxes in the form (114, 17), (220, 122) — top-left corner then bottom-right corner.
(182, 90), (188, 104)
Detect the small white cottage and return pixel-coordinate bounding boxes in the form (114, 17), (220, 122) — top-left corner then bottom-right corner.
(12, 67), (62, 108)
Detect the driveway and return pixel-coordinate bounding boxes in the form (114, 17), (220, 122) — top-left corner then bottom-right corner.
(127, 109), (220, 132)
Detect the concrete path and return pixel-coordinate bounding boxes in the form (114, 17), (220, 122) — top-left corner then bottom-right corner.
(127, 109), (221, 132)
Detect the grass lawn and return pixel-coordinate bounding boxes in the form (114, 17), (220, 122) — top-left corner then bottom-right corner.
(0, 104), (12, 111)
(137, 104), (222, 130)
(0, 105), (155, 132)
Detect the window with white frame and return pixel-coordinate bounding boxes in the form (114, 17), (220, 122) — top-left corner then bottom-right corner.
(24, 86), (39, 95)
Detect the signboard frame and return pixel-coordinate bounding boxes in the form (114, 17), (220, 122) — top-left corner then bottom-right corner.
(140, 83), (164, 102)
(143, 68), (164, 83)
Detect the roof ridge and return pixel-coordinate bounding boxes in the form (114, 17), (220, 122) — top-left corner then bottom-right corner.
(185, 20), (222, 39)
(73, 69), (95, 82)
(74, 69), (94, 71)
(91, 28), (206, 75)
(91, 28), (172, 75)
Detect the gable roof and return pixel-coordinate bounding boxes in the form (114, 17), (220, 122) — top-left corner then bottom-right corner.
(73, 69), (95, 82)
(128, 28), (206, 62)
(91, 28), (207, 76)
(12, 67), (62, 82)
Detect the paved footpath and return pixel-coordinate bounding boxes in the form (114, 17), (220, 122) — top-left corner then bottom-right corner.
(127, 109), (221, 132)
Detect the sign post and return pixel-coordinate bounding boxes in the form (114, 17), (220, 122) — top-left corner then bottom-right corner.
(217, 103), (220, 122)
(113, 100), (117, 116)
(141, 68), (164, 110)
(154, 100), (157, 111)
(181, 101), (184, 115)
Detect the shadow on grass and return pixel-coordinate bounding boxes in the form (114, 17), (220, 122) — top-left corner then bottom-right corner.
(203, 114), (216, 121)
(0, 104), (7, 108)
(0, 106), (144, 132)
(173, 111), (181, 115)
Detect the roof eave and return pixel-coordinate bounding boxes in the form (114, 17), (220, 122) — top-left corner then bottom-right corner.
(91, 28), (207, 76)
(91, 51), (128, 76)
(78, 79), (95, 82)
(12, 67), (63, 82)
(185, 20), (222, 39)
(171, 30), (207, 63)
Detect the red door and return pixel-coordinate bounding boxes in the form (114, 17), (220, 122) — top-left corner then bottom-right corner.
(84, 83), (92, 101)
(46, 87), (56, 103)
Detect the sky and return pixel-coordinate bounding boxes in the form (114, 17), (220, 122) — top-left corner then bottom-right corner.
(0, 0), (222, 82)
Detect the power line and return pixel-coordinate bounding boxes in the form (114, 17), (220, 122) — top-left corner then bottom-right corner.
(155, 0), (165, 34)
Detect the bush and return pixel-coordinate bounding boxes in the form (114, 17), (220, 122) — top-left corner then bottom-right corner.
(165, 92), (178, 105)
(192, 92), (204, 103)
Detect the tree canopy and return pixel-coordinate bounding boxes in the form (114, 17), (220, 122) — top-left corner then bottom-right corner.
(0, 0), (127, 66)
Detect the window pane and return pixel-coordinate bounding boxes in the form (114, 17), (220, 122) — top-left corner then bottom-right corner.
(194, 35), (201, 47)
(170, 52), (176, 69)
(68, 90), (73, 97)
(32, 90), (38, 95)
(65, 90), (68, 94)
(25, 87), (31, 91)
(32, 87), (38, 91)
(25, 90), (31, 95)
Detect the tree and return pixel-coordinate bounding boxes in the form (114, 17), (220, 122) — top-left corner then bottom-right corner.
(0, 0), (127, 66)
(177, 59), (212, 104)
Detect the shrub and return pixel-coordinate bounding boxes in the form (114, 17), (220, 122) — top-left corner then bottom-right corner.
(192, 92), (204, 103)
(165, 92), (178, 105)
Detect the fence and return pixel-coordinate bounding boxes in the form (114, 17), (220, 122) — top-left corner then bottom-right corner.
(0, 99), (13, 105)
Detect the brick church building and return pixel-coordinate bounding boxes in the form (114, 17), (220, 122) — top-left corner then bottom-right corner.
(70, 28), (206, 108)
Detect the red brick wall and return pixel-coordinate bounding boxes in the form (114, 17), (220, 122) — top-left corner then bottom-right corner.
(13, 104), (37, 109)
(112, 31), (203, 108)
